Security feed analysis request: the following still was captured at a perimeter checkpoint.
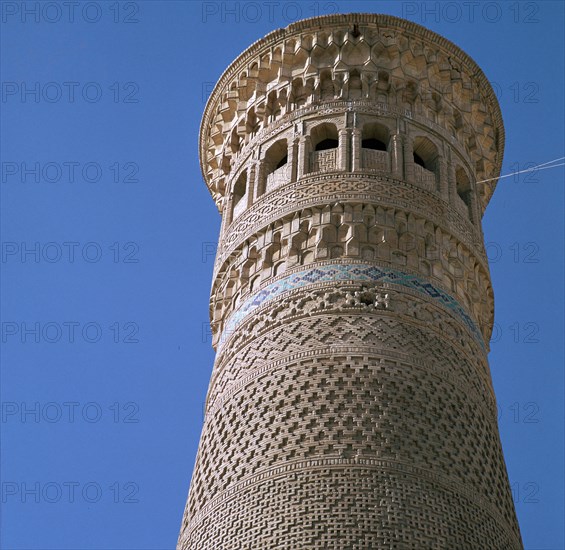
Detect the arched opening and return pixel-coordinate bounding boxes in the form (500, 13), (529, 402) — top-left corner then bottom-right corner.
(361, 122), (390, 171)
(315, 138), (338, 151)
(412, 136), (438, 191)
(412, 137), (436, 170)
(455, 166), (473, 222)
(263, 139), (288, 194)
(311, 122), (338, 150)
(231, 170), (247, 222)
(362, 138), (387, 151)
(276, 156), (288, 168)
(413, 152), (426, 168)
(310, 123), (339, 172)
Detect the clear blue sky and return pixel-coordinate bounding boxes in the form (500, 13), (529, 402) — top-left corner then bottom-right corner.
(1, 1), (563, 548)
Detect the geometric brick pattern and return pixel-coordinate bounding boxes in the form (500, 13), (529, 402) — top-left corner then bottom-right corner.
(184, 466), (519, 549)
(180, 308), (521, 548)
(209, 302), (496, 412)
(178, 13), (522, 549)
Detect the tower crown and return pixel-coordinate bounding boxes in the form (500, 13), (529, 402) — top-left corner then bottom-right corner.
(200, 13), (504, 216)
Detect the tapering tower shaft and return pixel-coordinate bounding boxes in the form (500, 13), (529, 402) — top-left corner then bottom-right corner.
(179, 14), (522, 549)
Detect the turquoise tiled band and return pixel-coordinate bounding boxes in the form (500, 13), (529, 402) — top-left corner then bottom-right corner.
(220, 263), (484, 349)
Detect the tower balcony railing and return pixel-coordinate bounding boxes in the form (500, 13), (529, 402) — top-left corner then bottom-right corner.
(414, 163), (437, 192)
(362, 149), (389, 172)
(265, 163), (290, 193)
(310, 149), (337, 173)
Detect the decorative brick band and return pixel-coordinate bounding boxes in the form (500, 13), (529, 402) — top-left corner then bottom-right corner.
(206, 346), (498, 425)
(220, 262), (484, 349)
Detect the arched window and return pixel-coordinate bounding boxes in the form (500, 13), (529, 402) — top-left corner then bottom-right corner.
(413, 152), (426, 168)
(262, 139), (288, 194)
(315, 138), (338, 151)
(363, 138), (387, 151)
(276, 155), (288, 168)
(412, 136), (438, 191)
(309, 123), (339, 173)
(455, 166), (473, 222)
(362, 122), (389, 151)
(249, 275), (260, 293)
(311, 122), (338, 151)
(231, 170), (247, 222)
(361, 122), (389, 171)
(265, 139), (287, 170)
(233, 171), (246, 205)
(413, 136), (437, 170)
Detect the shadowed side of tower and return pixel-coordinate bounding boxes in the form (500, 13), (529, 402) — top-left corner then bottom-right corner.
(178, 14), (523, 549)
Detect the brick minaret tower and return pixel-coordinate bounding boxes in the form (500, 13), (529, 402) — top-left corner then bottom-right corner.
(178, 14), (522, 549)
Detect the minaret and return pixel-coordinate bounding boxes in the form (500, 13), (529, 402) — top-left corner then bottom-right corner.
(178, 14), (523, 549)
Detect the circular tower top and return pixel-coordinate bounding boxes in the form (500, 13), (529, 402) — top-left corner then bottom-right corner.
(200, 13), (504, 215)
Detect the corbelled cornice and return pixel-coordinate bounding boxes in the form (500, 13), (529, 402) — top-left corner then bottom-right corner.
(199, 13), (504, 214)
